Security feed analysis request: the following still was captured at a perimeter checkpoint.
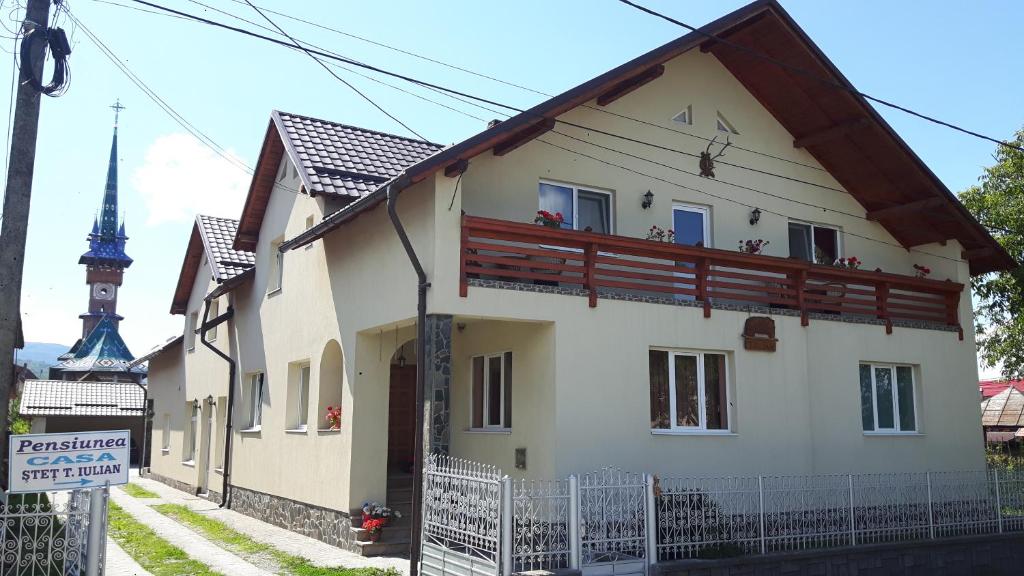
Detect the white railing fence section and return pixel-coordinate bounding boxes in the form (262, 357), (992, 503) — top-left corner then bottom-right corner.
(422, 463), (1024, 576)
(0, 487), (108, 576)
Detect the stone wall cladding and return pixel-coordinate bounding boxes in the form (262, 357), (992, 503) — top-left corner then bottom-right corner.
(654, 532), (1024, 576)
(229, 484), (360, 553)
(143, 470), (221, 504)
(425, 314), (453, 455)
(466, 279), (958, 333)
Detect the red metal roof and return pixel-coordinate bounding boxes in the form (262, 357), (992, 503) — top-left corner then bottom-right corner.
(980, 379), (1024, 399)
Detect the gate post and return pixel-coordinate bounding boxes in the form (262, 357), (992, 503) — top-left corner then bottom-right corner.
(645, 474), (657, 568)
(568, 475), (580, 570)
(757, 476), (766, 555)
(926, 472), (935, 540)
(85, 486), (108, 576)
(994, 469), (1003, 534)
(847, 474), (856, 546)
(501, 476), (513, 576)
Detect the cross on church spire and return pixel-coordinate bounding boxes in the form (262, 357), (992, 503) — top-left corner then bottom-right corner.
(110, 99), (125, 128)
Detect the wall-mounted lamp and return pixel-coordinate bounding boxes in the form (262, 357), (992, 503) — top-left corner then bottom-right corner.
(641, 190), (654, 210)
(397, 343), (407, 368)
(191, 399), (199, 410)
(205, 395), (215, 406)
(749, 207), (761, 226)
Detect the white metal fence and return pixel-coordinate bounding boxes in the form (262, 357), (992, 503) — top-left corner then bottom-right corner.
(0, 488), (107, 576)
(423, 462), (1024, 576)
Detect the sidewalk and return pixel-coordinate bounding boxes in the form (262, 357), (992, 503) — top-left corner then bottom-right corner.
(105, 538), (153, 576)
(120, 472), (409, 574)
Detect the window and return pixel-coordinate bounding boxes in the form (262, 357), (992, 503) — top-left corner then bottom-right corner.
(859, 363), (917, 433)
(672, 105), (692, 126)
(245, 373), (264, 431)
(206, 299), (219, 342)
(288, 363), (310, 431)
(471, 352), (512, 429)
(538, 182), (612, 234)
(268, 237), (284, 293)
(788, 221), (840, 265)
(650, 350), (729, 432)
(214, 397), (226, 470)
(186, 312), (198, 351)
(716, 111), (739, 135)
(184, 402), (198, 463)
(161, 414), (170, 452)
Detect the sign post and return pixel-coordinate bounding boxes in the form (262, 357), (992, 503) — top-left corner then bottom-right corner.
(7, 430), (130, 493)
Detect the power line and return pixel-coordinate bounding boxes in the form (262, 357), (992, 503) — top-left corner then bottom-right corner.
(242, 0), (428, 141)
(91, 1), (997, 264)
(616, 0), (1024, 154)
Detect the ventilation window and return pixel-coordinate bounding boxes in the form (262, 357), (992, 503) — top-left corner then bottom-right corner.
(671, 105), (693, 126)
(716, 111), (739, 135)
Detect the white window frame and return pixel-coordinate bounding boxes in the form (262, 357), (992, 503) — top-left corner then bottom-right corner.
(651, 348), (732, 435)
(268, 238), (284, 294)
(672, 203), (712, 248)
(207, 299), (219, 342)
(788, 220), (842, 265)
(186, 312), (198, 352)
(161, 414), (170, 453)
(538, 180), (614, 234)
(862, 363), (918, 434)
(289, 363), (310, 432)
(244, 373), (264, 432)
(469, 351), (511, 431)
(184, 402), (198, 463)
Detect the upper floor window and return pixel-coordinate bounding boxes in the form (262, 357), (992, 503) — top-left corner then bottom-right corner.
(471, 352), (512, 430)
(206, 299), (219, 342)
(859, 363), (917, 433)
(650, 349), (729, 432)
(539, 181), (612, 234)
(186, 312), (198, 352)
(268, 237), (284, 293)
(789, 221), (840, 265)
(287, 362), (311, 432)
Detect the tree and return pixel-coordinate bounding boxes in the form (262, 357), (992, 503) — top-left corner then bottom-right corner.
(959, 129), (1024, 377)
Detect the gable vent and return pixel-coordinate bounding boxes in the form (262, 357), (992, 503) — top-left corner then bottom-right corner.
(671, 105), (693, 126)
(716, 111), (739, 135)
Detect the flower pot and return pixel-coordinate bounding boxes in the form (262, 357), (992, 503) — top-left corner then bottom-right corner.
(369, 531), (381, 542)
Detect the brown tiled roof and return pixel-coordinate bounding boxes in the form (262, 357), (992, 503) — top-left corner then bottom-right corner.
(19, 380), (144, 417)
(197, 215), (254, 282)
(981, 387), (1024, 428)
(276, 111), (443, 199)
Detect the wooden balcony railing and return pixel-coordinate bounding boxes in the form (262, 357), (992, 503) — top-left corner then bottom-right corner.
(460, 215), (964, 338)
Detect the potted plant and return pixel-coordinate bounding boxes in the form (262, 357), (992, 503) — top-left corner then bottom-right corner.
(363, 517), (386, 542)
(833, 256), (862, 270)
(646, 225), (675, 242)
(534, 210), (564, 228)
(325, 406), (341, 430)
(737, 239), (769, 254)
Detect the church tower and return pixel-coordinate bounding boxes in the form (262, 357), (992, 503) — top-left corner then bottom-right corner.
(78, 101), (132, 338)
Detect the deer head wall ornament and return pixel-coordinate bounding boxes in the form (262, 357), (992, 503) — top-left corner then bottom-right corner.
(699, 135), (731, 178)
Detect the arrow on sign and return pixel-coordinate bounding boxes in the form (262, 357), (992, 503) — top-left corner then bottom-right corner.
(54, 478), (93, 487)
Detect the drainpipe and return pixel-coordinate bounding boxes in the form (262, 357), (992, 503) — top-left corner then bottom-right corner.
(386, 180), (429, 576)
(200, 298), (236, 508)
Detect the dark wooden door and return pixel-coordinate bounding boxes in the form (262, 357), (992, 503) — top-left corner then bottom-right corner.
(388, 365), (417, 473)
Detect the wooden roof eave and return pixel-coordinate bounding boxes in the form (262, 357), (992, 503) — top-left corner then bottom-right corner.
(233, 120), (287, 252)
(169, 221), (204, 315)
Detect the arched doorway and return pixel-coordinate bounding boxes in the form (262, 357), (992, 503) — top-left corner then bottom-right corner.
(387, 338), (417, 474)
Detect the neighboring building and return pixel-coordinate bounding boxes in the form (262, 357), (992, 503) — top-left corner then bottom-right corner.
(143, 0), (1012, 556)
(10, 363), (37, 399)
(981, 386), (1024, 443)
(23, 105), (147, 464)
(980, 378), (1024, 399)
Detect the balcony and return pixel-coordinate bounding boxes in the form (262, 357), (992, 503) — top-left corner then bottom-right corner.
(459, 215), (964, 338)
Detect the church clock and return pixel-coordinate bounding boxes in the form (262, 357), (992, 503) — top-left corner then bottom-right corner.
(93, 283), (116, 301)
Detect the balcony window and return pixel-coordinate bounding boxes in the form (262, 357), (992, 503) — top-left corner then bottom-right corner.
(539, 181), (612, 234)
(789, 221), (840, 265)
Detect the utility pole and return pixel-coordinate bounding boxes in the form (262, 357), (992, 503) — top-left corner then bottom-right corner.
(0, 0), (51, 488)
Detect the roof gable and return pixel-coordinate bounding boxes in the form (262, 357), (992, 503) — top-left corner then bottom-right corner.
(53, 316), (142, 374)
(171, 215), (254, 314)
(289, 0), (1011, 274)
(232, 110), (443, 251)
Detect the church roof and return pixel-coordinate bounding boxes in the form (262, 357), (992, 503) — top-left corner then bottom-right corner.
(80, 125), (132, 268)
(54, 316), (143, 374)
(233, 111), (444, 250)
(19, 380), (144, 417)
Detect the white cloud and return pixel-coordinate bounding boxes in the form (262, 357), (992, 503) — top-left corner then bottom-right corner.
(132, 133), (250, 225)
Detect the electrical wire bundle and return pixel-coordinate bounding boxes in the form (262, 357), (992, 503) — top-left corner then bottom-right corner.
(19, 22), (70, 96)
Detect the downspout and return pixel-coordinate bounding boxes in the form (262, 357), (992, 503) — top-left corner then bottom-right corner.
(200, 297), (236, 508)
(386, 180), (429, 576)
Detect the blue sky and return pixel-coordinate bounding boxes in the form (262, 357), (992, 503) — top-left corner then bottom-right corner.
(7, 0), (1022, 376)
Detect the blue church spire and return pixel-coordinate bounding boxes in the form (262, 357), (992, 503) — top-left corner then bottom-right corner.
(80, 100), (132, 268)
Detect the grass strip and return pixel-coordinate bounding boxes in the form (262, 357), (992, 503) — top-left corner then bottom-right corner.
(153, 504), (398, 576)
(108, 501), (223, 576)
(120, 483), (160, 498)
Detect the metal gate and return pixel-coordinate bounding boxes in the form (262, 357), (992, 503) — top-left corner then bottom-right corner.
(578, 470), (652, 576)
(0, 488), (107, 576)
